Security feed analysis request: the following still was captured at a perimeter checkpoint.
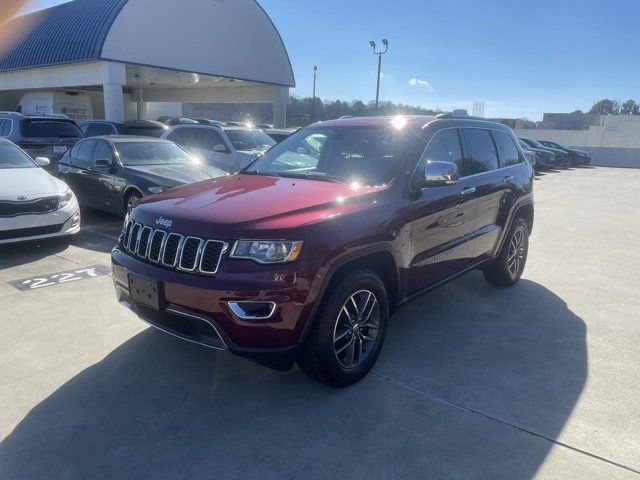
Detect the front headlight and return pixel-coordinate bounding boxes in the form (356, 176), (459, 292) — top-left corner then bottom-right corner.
(58, 189), (74, 209)
(230, 240), (303, 264)
(148, 186), (169, 194)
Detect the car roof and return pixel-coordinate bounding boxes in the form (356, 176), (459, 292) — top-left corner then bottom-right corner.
(314, 115), (435, 128)
(90, 135), (172, 143)
(221, 125), (260, 131)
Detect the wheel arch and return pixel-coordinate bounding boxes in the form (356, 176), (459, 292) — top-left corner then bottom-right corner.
(299, 244), (400, 346)
(122, 185), (143, 213)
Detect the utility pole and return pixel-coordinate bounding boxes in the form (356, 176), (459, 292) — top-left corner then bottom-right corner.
(311, 65), (318, 123)
(369, 39), (389, 115)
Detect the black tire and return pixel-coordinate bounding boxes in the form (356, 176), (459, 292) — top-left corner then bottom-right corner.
(123, 190), (142, 214)
(297, 270), (388, 387)
(483, 217), (530, 286)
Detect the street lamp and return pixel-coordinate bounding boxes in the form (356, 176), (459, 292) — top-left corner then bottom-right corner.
(370, 38), (389, 115)
(311, 65), (318, 123)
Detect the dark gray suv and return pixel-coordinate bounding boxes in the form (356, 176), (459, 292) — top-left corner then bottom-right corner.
(0, 112), (84, 170)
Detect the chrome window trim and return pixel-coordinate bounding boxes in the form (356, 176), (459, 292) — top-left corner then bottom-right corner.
(178, 236), (205, 272)
(410, 125), (527, 188)
(199, 240), (228, 275)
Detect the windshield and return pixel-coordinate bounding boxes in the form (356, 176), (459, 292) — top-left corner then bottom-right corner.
(245, 125), (420, 185)
(0, 142), (36, 169)
(523, 138), (545, 148)
(115, 142), (197, 166)
(22, 120), (83, 139)
(225, 129), (276, 151)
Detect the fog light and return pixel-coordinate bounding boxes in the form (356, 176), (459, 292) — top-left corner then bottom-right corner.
(228, 301), (276, 320)
(71, 211), (80, 227)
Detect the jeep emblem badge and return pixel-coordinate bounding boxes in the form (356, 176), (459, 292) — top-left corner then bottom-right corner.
(155, 216), (173, 228)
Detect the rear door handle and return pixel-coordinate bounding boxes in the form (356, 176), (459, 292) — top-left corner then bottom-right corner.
(503, 175), (515, 183)
(460, 186), (476, 195)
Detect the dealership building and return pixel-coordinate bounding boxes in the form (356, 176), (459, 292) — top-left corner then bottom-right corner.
(0, 0), (295, 126)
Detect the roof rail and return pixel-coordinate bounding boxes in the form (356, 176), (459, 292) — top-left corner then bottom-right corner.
(0, 111), (23, 116)
(435, 112), (490, 121)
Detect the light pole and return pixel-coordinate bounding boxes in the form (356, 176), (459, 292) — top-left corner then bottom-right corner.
(370, 38), (389, 115)
(311, 65), (318, 124)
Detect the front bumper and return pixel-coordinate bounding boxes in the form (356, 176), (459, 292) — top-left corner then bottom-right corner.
(0, 198), (80, 245)
(111, 248), (323, 370)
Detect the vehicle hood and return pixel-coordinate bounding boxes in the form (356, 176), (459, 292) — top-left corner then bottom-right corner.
(124, 163), (227, 187)
(0, 167), (66, 200)
(133, 174), (387, 233)
(528, 148), (552, 156)
(570, 148), (589, 156)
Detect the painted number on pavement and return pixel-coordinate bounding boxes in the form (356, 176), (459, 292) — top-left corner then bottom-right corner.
(9, 265), (112, 291)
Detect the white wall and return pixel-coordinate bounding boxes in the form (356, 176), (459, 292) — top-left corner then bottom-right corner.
(515, 115), (640, 168)
(145, 103), (183, 121)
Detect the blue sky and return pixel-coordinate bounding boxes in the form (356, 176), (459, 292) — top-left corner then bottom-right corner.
(22, 0), (640, 120)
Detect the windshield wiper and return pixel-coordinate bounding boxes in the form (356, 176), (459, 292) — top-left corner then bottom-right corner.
(272, 172), (345, 184)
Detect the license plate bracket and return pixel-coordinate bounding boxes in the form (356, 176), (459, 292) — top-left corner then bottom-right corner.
(128, 273), (164, 310)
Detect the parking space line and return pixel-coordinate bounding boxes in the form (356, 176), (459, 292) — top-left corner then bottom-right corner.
(369, 372), (640, 476)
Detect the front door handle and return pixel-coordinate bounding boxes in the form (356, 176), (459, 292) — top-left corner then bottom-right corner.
(503, 175), (515, 183)
(460, 186), (477, 196)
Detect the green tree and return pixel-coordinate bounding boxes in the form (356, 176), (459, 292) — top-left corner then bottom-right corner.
(589, 99), (620, 115)
(620, 99), (640, 115)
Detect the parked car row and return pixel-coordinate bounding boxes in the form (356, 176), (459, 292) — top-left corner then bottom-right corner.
(518, 137), (591, 170)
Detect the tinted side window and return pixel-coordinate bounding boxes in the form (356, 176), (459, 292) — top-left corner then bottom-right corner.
(493, 131), (522, 167)
(92, 141), (114, 163)
(166, 128), (185, 145)
(420, 128), (465, 176)
(200, 129), (226, 150)
(85, 123), (106, 137)
(464, 128), (499, 174)
(76, 140), (96, 167)
(69, 143), (81, 158)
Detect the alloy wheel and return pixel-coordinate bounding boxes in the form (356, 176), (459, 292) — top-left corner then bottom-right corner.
(507, 225), (527, 277)
(332, 290), (380, 369)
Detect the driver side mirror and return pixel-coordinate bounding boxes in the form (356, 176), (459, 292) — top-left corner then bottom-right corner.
(93, 158), (112, 168)
(212, 143), (229, 154)
(35, 157), (50, 167)
(419, 161), (460, 188)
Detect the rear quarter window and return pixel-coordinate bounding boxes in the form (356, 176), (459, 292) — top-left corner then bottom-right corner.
(492, 131), (522, 167)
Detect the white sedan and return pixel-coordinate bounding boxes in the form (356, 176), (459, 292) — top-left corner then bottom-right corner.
(0, 139), (80, 245)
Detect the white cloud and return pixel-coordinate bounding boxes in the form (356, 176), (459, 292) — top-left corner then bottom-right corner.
(407, 78), (430, 88)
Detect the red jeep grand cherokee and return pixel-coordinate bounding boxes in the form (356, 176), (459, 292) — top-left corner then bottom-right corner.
(112, 115), (534, 387)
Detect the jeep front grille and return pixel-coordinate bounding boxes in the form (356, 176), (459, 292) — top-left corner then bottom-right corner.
(121, 220), (228, 275)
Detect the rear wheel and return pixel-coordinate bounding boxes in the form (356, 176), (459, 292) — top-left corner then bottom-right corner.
(297, 270), (388, 387)
(483, 218), (530, 286)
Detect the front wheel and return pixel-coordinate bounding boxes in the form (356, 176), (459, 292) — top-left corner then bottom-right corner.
(297, 270), (388, 387)
(483, 218), (530, 286)
(124, 190), (142, 214)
